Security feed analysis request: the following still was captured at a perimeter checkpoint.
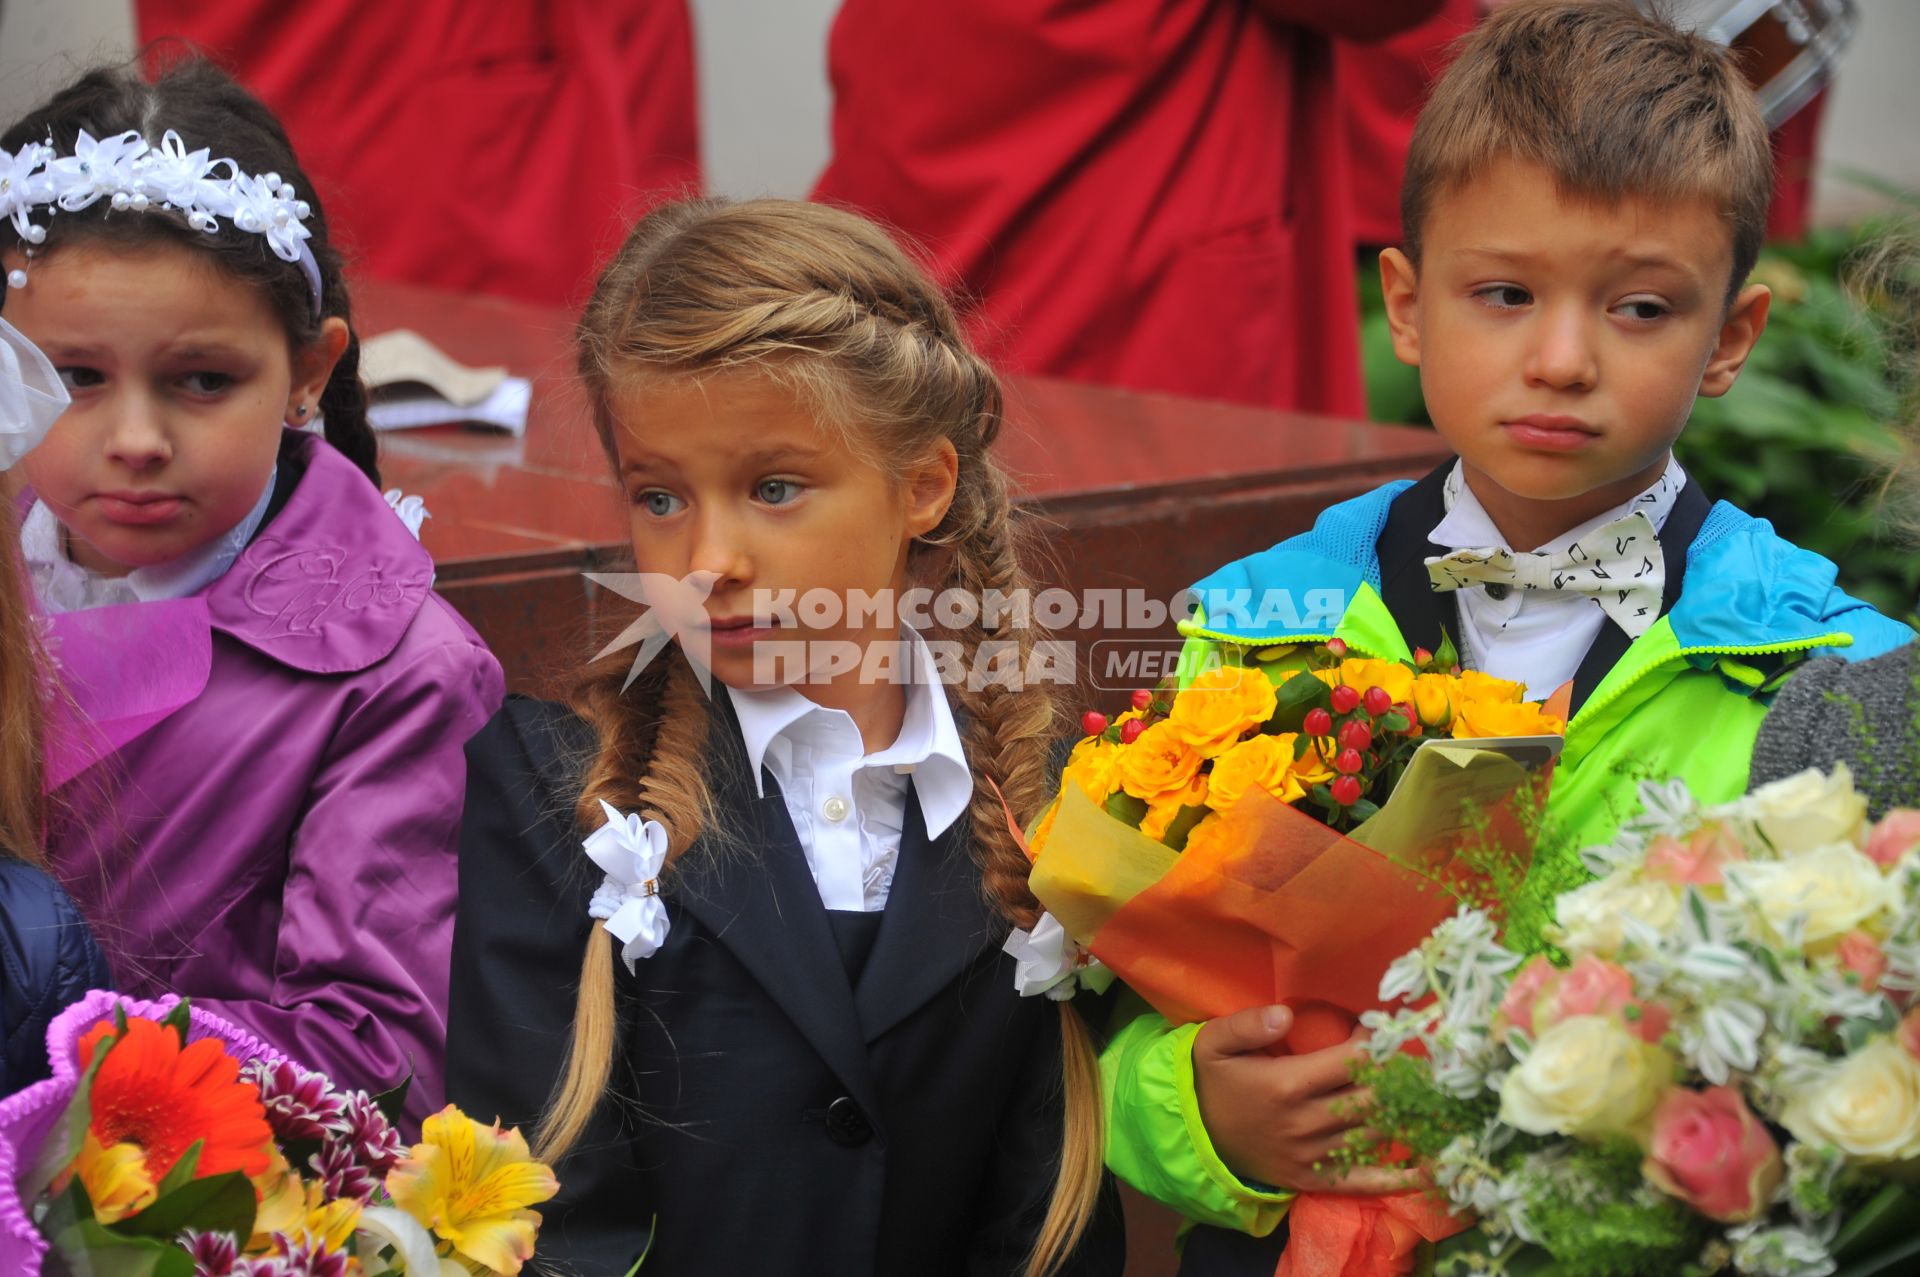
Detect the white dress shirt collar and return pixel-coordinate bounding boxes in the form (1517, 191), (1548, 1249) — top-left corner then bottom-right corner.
(725, 628), (972, 844)
(1431, 455), (1686, 552)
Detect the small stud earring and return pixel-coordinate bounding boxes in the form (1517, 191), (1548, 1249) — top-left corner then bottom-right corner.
(294, 404), (309, 419)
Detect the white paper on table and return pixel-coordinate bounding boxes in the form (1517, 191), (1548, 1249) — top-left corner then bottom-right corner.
(367, 376), (532, 436)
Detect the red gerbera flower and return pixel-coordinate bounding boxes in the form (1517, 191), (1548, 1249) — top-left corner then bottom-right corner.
(77, 1018), (274, 1182)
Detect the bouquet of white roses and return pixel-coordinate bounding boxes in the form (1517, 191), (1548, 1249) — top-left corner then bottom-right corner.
(1350, 764), (1920, 1277)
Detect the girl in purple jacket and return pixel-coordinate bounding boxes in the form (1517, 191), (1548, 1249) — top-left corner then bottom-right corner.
(0, 59), (503, 1126)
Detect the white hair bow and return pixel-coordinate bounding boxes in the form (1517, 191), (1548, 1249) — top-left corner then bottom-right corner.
(584, 800), (671, 971)
(1003, 912), (1114, 1002)
(383, 489), (430, 541)
(0, 315), (67, 470)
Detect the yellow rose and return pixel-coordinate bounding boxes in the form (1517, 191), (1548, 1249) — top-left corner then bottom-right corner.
(1456, 669), (1525, 704)
(1451, 696), (1565, 740)
(1723, 844), (1893, 948)
(1062, 737), (1122, 806)
(1167, 666), (1279, 758)
(1027, 798), (1062, 858)
(1117, 720), (1205, 804)
(1142, 777), (1208, 841)
(1207, 734), (1285, 815)
(1182, 813), (1230, 858)
(1332, 658), (1415, 705)
(1499, 1015), (1674, 1141)
(1740, 765), (1868, 856)
(1552, 870), (1681, 957)
(1781, 1038), (1920, 1163)
(1411, 674), (1457, 728)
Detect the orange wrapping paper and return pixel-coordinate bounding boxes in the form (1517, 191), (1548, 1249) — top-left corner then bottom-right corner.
(1033, 744), (1551, 1275)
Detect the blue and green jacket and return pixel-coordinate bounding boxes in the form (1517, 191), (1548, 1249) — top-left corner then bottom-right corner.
(1102, 466), (1912, 1242)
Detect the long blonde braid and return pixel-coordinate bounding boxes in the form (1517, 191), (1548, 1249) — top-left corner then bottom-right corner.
(553, 197), (1102, 1273)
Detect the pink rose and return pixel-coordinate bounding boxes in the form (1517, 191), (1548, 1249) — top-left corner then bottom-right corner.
(1899, 1009), (1920, 1063)
(1642, 1086), (1784, 1223)
(1837, 931), (1889, 993)
(1497, 955), (1559, 1038)
(1537, 955), (1669, 1043)
(1645, 824), (1747, 886)
(1540, 954), (1635, 1023)
(1864, 810), (1920, 869)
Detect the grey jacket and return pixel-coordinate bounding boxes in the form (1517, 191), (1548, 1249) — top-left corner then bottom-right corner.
(1749, 646), (1920, 818)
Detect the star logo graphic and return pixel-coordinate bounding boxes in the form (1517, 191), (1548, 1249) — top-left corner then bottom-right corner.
(584, 570), (720, 693)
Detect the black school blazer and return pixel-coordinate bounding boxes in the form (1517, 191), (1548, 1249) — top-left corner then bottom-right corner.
(447, 695), (1124, 1277)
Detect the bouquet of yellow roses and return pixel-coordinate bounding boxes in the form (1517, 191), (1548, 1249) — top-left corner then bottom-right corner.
(1018, 642), (1562, 1277)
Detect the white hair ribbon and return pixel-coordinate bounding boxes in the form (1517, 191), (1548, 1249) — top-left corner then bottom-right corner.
(383, 489), (430, 541)
(1003, 912), (1114, 1002)
(584, 800), (671, 971)
(2, 129), (323, 315)
(0, 315), (68, 470)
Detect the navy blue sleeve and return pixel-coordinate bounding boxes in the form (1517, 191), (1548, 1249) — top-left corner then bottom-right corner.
(0, 857), (111, 1095)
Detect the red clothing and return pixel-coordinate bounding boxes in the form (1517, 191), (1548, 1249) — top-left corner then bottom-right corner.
(814, 1), (1442, 416)
(136, 0), (701, 307)
(1341, 0), (1483, 248)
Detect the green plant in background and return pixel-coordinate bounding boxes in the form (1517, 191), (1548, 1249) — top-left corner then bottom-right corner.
(1356, 211), (1920, 617)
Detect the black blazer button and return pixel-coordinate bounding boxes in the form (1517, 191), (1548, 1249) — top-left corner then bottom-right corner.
(825, 1096), (872, 1147)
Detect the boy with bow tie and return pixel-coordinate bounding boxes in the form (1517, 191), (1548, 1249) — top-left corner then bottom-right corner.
(1097, 3), (1913, 1272)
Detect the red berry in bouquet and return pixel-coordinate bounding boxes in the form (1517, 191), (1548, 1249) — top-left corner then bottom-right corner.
(1326, 638), (1349, 658)
(1131, 689), (1154, 711)
(1413, 646), (1433, 666)
(1363, 686), (1394, 717)
(1303, 707), (1334, 738)
(1330, 775), (1363, 806)
(1120, 718), (1146, 745)
(1335, 748), (1364, 775)
(1340, 720), (1373, 752)
(1330, 685), (1361, 715)
(1082, 711), (1108, 737)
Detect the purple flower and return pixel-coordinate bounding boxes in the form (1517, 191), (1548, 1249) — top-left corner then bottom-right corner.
(183, 1230), (241, 1276)
(336, 1091), (406, 1178)
(244, 1058), (348, 1143)
(235, 1237), (352, 1277)
(307, 1137), (381, 1205)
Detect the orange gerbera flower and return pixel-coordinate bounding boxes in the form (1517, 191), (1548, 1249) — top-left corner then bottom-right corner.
(75, 1018), (274, 1189)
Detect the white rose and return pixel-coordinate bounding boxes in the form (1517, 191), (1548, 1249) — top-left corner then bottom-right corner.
(1741, 765), (1867, 856)
(1552, 870), (1681, 957)
(1723, 844), (1893, 948)
(1499, 1015), (1674, 1140)
(1781, 1038), (1920, 1164)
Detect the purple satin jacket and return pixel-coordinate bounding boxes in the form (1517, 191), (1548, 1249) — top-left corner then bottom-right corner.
(40, 431), (503, 1126)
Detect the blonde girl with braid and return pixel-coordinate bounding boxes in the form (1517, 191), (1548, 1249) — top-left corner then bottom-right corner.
(446, 198), (1122, 1277)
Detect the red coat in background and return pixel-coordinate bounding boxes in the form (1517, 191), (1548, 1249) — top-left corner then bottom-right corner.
(136, 0), (701, 307)
(1341, 0), (1483, 249)
(814, 1), (1443, 417)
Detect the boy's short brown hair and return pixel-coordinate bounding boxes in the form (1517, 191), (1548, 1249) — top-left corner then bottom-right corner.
(1402, 0), (1773, 296)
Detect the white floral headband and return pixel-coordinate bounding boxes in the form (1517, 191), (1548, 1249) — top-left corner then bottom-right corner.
(0, 128), (322, 316)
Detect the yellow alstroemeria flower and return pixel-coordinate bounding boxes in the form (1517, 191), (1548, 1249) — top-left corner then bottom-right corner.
(249, 1144), (312, 1248)
(300, 1198), (363, 1255)
(74, 1133), (157, 1225)
(387, 1106), (559, 1276)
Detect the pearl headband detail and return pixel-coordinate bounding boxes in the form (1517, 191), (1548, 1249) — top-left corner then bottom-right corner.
(1, 129), (323, 315)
